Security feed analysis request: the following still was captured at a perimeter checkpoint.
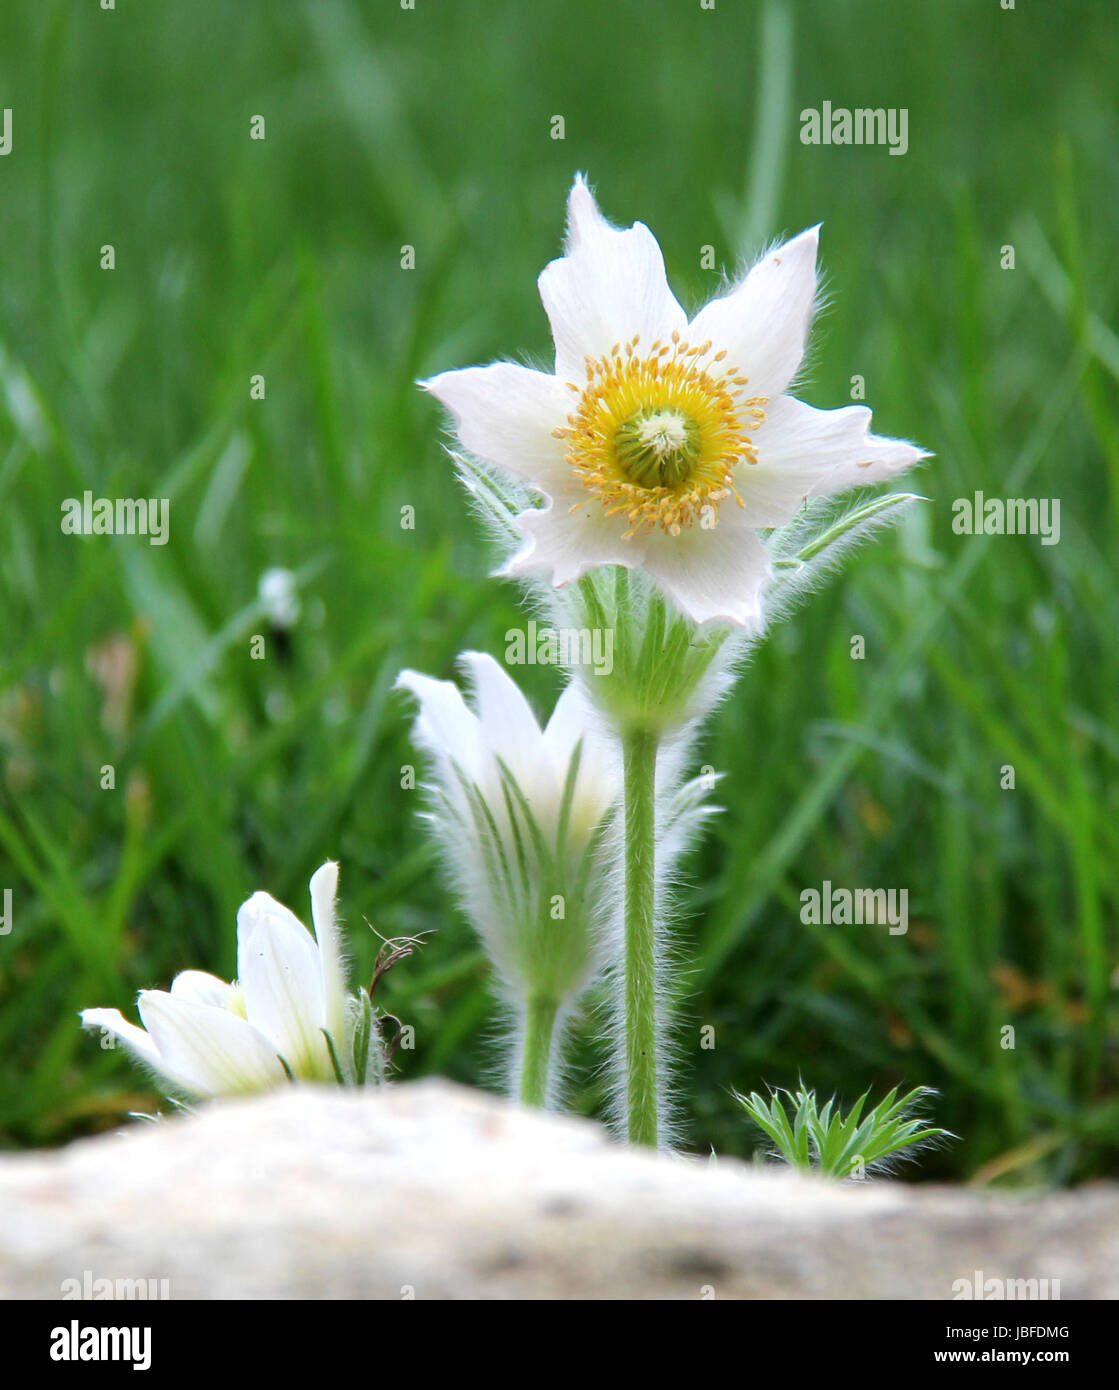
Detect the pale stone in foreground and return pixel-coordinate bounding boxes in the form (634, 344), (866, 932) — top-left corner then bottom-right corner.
(0, 1080), (1113, 1299)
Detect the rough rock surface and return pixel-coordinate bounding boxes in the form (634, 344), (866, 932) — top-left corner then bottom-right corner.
(0, 1080), (1113, 1299)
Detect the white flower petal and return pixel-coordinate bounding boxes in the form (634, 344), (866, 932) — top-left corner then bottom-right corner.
(640, 512), (771, 628)
(502, 486), (646, 588)
(80, 1007), (173, 1080)
(743, 396), (930, 527)
(543, 684), (616, 821)
(421, 362), (571, 495)
(136, 991), (288, 1096)
(394, 669), (483, 782)
(309, 861), (347, 1051)
(457, 651), (545, 781)
(458, 651), (566, 825)
(169, 970), (239, 1010)
(236, 891), (328, 1078)
(542, 682), (592, 766)
(688, 226), (820, 400)
(538, 176), (688, 382)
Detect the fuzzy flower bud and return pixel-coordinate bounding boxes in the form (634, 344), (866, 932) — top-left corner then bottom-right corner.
(395, 652), (618, 1102)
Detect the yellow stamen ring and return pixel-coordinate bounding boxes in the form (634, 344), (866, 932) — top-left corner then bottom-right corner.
(553, 334), (767, 539)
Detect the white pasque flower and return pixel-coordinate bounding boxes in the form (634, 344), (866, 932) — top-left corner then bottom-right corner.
(395, 652), (617, 1010)
(81, 862), (376, 1099)
(423, 175), (929, 628)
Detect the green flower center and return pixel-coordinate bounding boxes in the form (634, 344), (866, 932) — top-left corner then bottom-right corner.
(614, 407), (701, 489)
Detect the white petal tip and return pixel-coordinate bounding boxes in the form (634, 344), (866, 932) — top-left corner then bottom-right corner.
(235, 890), (283, 933)
(456, 649), (499, 676)
(499, 551), (578, 589)
(568, 173), (594, 206)
(309, 860), (339, 897)
(417, 371), (453, 403)
(394, 669), (433, 700)
(777, 224), (821, 259)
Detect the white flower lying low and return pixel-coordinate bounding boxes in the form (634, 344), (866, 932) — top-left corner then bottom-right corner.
(424, 175), (929, 628)
(81, 862), (386, 1099)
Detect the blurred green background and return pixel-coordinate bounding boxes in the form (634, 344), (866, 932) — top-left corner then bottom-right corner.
(1, 0), (1116, 1183)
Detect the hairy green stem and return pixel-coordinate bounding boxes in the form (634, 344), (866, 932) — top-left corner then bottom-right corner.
(622, 725), (659, 1146)
(519, 995), (557, 1107)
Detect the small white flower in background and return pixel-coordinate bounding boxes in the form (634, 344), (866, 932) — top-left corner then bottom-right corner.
(258, 566), (301, 628)
(395, 653), (616, 1016)
(423, 175), (929, 628)
(81, 863), (386, 1099)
